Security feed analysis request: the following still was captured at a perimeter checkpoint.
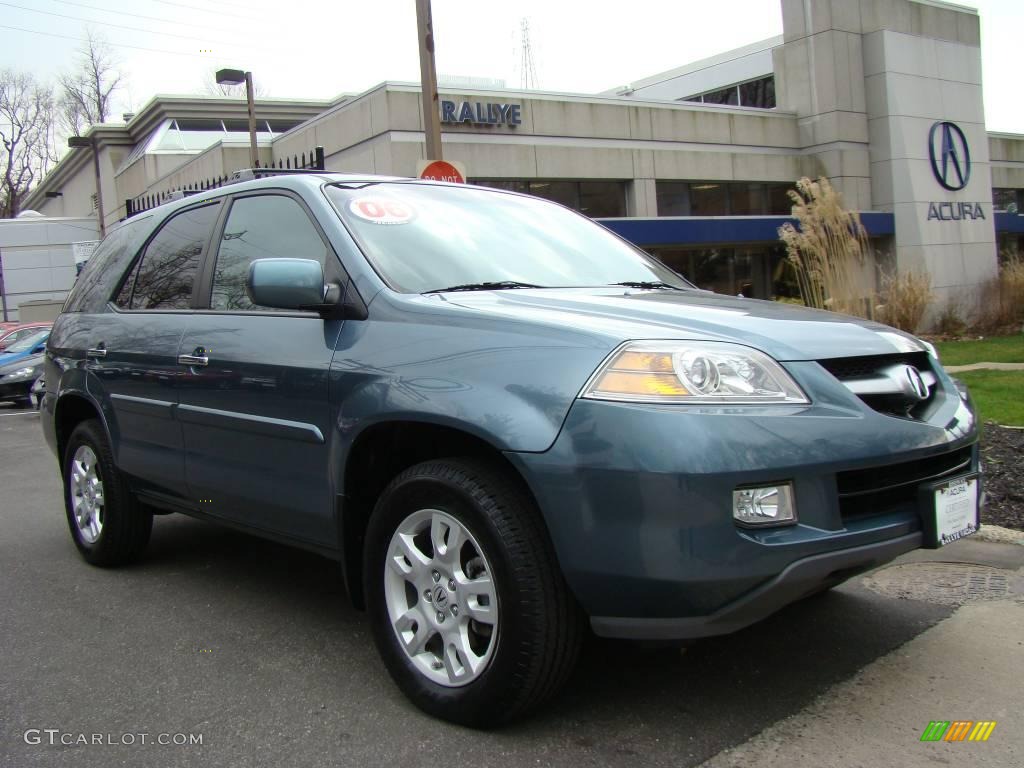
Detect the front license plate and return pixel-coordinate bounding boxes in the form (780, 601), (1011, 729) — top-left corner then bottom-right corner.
(925, 474), (980, 548)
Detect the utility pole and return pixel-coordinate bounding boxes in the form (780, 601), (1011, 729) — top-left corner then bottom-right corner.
(416, 0), (443, 161)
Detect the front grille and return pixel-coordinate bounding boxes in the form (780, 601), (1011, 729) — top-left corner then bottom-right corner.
(837, 446), (973, 520)
(819, 352), (936, 418)
(820, 352), (930, 380)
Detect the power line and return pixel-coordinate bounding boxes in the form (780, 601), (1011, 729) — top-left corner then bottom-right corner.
(48, 0), (238, 36)
(0, 1), (258, 48)
(145, 0), (254, 22)
(0, 22), (212, 58)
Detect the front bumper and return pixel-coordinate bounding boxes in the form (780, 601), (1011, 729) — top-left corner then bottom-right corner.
(0, 378), (33, 403)
(508, 360), (979, 640)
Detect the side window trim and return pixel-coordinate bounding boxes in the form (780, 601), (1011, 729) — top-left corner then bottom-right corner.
(195, 188), (348, 312)
(111, 200), (223, 313)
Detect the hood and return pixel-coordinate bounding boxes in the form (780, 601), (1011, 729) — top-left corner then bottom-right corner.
(430, 288), (926, 361)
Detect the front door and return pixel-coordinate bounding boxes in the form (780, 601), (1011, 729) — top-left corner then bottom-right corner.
(176, 192), (343, 545)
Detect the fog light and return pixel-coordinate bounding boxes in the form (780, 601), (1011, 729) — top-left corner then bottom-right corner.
(733, 484), (796, 527)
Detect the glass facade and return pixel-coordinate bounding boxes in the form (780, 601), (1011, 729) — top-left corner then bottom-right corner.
(472, 180), (627, 218)
(681, 76), (777, 109)
(649, 245), (801, 300)
(656, 181), (794, 216)
(993, 188), (1022, 213)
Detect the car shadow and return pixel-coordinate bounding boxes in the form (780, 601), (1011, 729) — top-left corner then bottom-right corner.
(135, 513), (954, 764)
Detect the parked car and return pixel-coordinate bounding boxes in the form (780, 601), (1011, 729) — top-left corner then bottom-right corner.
(0, 352), (44, 406)
(0, 322), (51, 351)
(41, 173), (980, 727)
(0, 329), (50, 366)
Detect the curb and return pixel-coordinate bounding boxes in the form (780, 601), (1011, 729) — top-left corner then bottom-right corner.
(976, 524), (1024, 546)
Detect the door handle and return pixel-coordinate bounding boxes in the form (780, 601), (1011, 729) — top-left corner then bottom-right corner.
(86, 345), (107, 359)
(178, 347), (209, 367)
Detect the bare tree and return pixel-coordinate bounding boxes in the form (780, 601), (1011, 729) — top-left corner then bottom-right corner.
(202, 69), (268, 98)
(59, 30), (123, 136)
(1, 70), (58, 218)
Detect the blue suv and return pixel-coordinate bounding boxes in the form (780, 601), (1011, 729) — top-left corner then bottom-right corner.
(42, 173), (981, 726)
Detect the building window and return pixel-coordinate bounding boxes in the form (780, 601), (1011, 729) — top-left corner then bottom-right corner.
(472, 180), (626, 218)
(993, 188), (1021, 213)
(680, 75), (776, 109)
(648, 245), (800, 299)
(701, 86), (739, 106)
(656, 181), (795, 216)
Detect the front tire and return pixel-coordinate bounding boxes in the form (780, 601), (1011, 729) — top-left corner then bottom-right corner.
(63, 419), (153, 566)
(364, 458), (581, 727)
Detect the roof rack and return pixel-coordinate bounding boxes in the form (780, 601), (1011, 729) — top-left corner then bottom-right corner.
(228, 167), (330, 183)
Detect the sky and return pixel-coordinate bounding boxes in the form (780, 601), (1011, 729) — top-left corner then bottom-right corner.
(1, 0), (1022, 133)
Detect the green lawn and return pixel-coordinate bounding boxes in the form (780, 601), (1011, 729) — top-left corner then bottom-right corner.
(934, 334), (1024, 366)
(954, 370), (1024, 426)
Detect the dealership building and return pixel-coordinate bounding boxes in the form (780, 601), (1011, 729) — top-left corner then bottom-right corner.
(18, 0), (1024, 322)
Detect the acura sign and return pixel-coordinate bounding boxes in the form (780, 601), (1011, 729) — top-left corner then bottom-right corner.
(926, 120), (985, 222)
(928, 121), (970, 191)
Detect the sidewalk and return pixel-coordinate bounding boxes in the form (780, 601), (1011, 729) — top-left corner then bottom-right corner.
(945, 362), (1024, 373)
(699, 540), (1024, 768)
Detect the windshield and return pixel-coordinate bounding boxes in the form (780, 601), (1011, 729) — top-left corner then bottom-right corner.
(326, 183), (692, 293)
(5, 330), (49, 353)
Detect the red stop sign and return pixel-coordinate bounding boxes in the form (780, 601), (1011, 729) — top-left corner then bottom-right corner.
(419, 160), (465, 184)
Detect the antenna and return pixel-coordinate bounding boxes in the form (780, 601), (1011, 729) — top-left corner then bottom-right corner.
(518, 18), (539, 90)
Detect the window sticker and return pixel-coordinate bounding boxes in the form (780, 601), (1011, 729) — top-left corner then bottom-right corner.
(348, 198), (416, 225)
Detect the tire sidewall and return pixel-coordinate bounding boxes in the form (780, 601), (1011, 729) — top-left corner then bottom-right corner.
(365, 467), (536, 725)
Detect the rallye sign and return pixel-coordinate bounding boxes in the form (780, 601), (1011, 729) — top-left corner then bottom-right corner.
(441, 100), (522, 127)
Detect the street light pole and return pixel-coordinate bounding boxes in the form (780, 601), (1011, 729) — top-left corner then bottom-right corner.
(216, 68), (259, 168)
(244, 71), (258, 168)
(416, 0), (443, 162)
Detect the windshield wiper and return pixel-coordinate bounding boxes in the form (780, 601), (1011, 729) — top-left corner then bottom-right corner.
(609, 281), (684, 290)
(423, 281), (544, 294)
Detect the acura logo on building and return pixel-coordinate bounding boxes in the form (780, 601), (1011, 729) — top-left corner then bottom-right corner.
(928, 121), (971, 191)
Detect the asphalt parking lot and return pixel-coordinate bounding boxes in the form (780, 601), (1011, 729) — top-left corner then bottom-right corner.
(0, 405), (1017, 767)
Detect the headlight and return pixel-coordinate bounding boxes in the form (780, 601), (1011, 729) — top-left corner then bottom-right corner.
(582, 341), (809, 404)
(1, 366), (38, 383)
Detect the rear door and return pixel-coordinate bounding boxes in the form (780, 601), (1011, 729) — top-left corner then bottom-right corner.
(176, 191), (344, 545)
(85, 202), (222, 498)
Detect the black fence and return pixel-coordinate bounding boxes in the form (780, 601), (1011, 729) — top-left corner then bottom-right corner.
(125, 146), (325, 219)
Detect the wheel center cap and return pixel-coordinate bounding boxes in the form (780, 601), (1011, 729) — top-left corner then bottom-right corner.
(432, 585), (449, 609)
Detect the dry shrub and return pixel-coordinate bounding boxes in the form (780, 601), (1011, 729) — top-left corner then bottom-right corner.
(936, 301), (967, 337)
(877, 270), (933, 333)
(778, 177), (875, 319)
(978, 253), (1024, 331)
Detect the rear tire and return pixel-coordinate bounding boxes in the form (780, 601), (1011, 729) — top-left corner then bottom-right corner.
(364, 458), (581, 727)
(63, 419), (153, 566)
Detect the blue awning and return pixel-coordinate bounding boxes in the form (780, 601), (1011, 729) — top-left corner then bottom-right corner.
(995, 211), (1024, 233)
(596, 212), (896, 247)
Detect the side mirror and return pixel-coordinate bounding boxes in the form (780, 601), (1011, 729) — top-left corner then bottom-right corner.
(247, 258), (326, 311)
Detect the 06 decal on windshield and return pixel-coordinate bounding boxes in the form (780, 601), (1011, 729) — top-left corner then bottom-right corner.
(348, 198), (416, 225)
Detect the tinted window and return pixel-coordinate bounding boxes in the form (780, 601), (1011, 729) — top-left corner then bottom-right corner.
(121, 204), (219, 310)
(64, 216), (152, 313)
(211, 195), (328, 311)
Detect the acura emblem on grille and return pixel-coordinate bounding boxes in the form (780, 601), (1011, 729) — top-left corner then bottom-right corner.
(903, 365), (929, 401)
